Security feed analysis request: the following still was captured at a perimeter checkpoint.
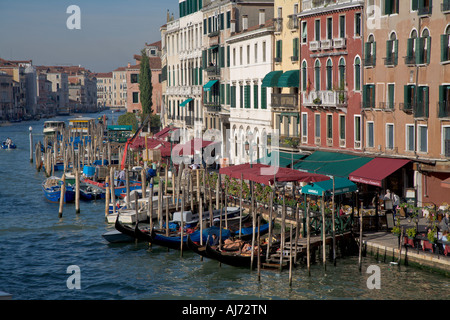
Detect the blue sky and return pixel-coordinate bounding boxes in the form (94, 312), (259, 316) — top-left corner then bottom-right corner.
(0, 0), (178, 72)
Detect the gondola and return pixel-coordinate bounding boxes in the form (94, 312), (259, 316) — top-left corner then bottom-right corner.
(203, 225), (294, 268)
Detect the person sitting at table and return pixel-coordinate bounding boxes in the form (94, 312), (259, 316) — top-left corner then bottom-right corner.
(439, 212), (449, 232)
(442, 231), (448, 250)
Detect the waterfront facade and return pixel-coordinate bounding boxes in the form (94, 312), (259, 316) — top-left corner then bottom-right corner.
(298, 0), (364, 153)
(112, 67), (127, 109)
(362, 0), (450, 206)
(95, 72), (113, 108)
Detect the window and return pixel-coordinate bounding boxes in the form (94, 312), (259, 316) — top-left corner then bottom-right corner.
(438, 85), (450, 117)
(339, 115), (346, 141)
(406, 124), (415, 151)
(355, 13), (362, 37)
(415, 29), (431, 65)
(315, 60), (321, 91)
(387, 83), (395, 109)
(326, 59), (333, 91)
(416, 85), (429, 117)
(302, 113), (308, 139)
(244, 85), (251, 108)
(276, 40), (282, 62)
(261, 86), (267, 109)
(403, 84), (416, 111)
(443, 126), (450, 157)
(339, 15), (345, 38)
(363, 84), (376, 108)
(292, 38), (299, 61)
(338, 58), (346, 88)
(406, 29), (418, 65)
(231, 85), (236, 108)
(253, 84), (258, 109)
(385, 32), (398, 66)
(327, 114), (333, 139)
(327, 17), (333, 40)
(386, 124), (394, 150)
(418, 125), (428, 152)
(441, 26), (450, 62)
(132, 92), (139, 104)
(315, 114), (321, 138)
(418, 0), (432, 15)
(354, 57), (361, 91)
(384, 0), (399, 15)
(227, 11), (231, 28)
(262, 41), (267, 62)
(365, 35), (376, 66)
(233, 48), (236, 66)
(240, 47), (243, 65)
(411, 0), (418, 11)
(302, 61), (308, 91)
(354, 115), (361, 147)
(301, 21), (308, 43)
(367, 122), (374, 148)
(254, 43), (258, 63)
(247, 45), (250, 64)
(315, 19), (321, 41)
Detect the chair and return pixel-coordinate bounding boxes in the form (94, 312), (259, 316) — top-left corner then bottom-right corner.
(422, 240), (434, 253)
(444, 246), (450, 256)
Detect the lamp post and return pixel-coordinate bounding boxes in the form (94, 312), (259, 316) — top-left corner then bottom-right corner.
(29, 126), (33, 163)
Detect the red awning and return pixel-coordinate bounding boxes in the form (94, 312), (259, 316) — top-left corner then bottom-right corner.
(349, 157), (411, 187)
(219, 163), (329, 185)
(441, 177), (450, 189)
(154, 127), (178, 140)
(129, 136), (166, 150)
(171, 138), (218, 157)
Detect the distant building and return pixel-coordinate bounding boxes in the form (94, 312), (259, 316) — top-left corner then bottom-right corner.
(0, 71), (14, 120)
(112, 67), (127, 108)
(94, 72), (113, 108)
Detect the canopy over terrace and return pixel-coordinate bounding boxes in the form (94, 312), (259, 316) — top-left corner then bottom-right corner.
(219, 163), (329, 186)
(301, 177), (358, 197)
(129, 136), (173, 157)
(171, 138), (220, 164)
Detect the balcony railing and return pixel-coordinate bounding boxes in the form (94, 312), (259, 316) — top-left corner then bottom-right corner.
(333, 38), (346, 49)
(287, 15), (299, 30)
(364, 55), (376, 67)
(204, 102), (221, 113)
(309, 41), (321, 51)
(302, 90), (348, 108)
(274, 18), (283, 33)
(438, 102), (450, 118)
(414, 103), (429, 118)
(384, 55), (396, 66)
(404, 54), (416, 66)
(206, 65), (220, 76)
(418, 4), (432, 16)
(279, 135), (300, 150)
(399, 102), (414, 113)
(272, 93), (299, 109)
(321, 39), (332, 50)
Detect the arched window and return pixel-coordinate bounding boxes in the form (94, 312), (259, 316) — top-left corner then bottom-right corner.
(326, 59), (333, 91)
(354, 57), (361, 91)
(386, 32), (398, 66)
(364, 34), (376, 66)
(302, 60), (307, 91)
(338, 57), (346, 89)
(315, 59), (321, 91)
(442, 25), (450, 62)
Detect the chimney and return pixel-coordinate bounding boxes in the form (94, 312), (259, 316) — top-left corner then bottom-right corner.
(242, 15), (248, 31)
(127, 63), (131, 68)
(259, 9), (265, 26)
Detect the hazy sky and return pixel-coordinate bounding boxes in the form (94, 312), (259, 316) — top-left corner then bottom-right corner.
(0, 0), (178, 73)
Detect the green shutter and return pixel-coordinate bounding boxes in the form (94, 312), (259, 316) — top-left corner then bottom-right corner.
(254, 84), (258, 109)
(245, 85), (250, 108)
(424, 86), (429, 117)
(231, 86), (236, 108)
(442, 34), (448, 62)
(394, 39), (399, 65)
(363, 85), (368, 107)
(386, 40), (393, 62)
(384, 0), (392, 15)
(426, 36), (431, 64)
(412, 0), (419, 10)
(293, 38), (299, 58)
(373, 42), (376, 65)
(406, 38), (414, 62)
(203, 19), (207, 34)
(388, 84), (395, 109)
(202, 50), (207, 69)
(227, 46), (230, 67)
(220, 13), (224, 30)
(404, 85), (410, 109)
(240, 86), (243, 108)
(364, 42), (370, 61)
(261, 87), (267, 109)
(220, 84), (224, 104)
(226, 11), (231, 28)
(416, 37), (424, 64)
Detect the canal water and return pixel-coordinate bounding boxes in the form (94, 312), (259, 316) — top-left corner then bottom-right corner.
(0, 110), (448, 301)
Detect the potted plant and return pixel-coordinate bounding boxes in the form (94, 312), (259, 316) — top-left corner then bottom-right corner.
(405, 227), (417, 246)
(313, 97), (322, 105)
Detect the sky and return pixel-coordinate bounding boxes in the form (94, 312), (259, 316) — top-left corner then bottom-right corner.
(0, 0), (179, 73)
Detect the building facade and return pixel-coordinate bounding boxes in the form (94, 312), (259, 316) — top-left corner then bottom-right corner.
(227, 16), (274, 165)
(95, 72), (113, 108)
(362, 0), (450, 205)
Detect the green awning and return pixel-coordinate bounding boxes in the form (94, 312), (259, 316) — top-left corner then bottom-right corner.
(257, 151), (307, 168)
(294, 151), (373, 178)
(301, 178), (358, 196)
(261, 71), (283, 88)
(277, 70), (300, 88)
(203, 80), (218, 91)
(180, 98), (193, 107)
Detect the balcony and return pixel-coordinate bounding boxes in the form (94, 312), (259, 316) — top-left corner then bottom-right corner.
(399, 102), (414, 114)
(438, 102), (450, 118)
(206, 65), (220, 77)
(309, 41), (321, 51)
(204, 102), (221, 113)
(302, 90), (348, 109)
(279, 135), (300, 150)
(333, 38), (346, 49)
(418, 4), (432, 16)
(414, 103), (429, 118)
(321, 39), (332, 50)
(274, 18), (283, 33)
(208, 30), (220, 38)
(287, 15), (299, 30)
(384, 55), (396, 67)
(272, 93), (299, 110)
(364, 55), (376, 67)
(291, 56), (299, 62)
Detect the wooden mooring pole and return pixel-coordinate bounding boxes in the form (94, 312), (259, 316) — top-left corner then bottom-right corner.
(58, 174), (66, 218)
(75, 169), (80, 214)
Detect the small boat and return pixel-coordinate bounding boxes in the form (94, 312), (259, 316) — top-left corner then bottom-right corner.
(79, 182), (105, 200)
(42, 176), (75, 203)
(1, 141), (16, 149)
(202, 225), (286, 269)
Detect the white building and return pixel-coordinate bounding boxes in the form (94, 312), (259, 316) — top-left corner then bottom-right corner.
(164, 0), (204, 143)
(227, 17), (274, 165)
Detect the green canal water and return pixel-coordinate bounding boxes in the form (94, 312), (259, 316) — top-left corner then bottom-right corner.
(0, 111), (448, 301)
